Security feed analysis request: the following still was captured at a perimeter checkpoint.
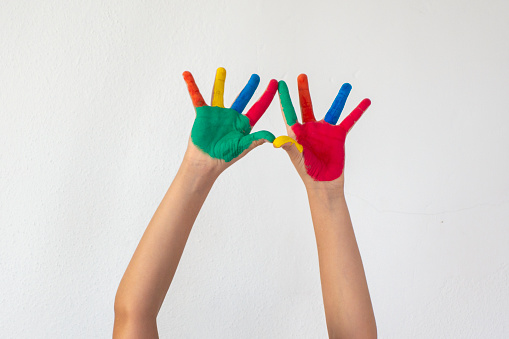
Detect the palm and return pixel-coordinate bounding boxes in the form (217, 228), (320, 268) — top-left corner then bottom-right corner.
(191, 106), (272, 162)
(290, 120), (347, 181)
(274, 74), (371, 182)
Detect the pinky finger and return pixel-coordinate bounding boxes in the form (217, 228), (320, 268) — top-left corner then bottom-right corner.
(183, 71), (207, 107)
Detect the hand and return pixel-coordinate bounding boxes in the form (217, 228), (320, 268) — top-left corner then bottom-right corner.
(273, 74), (371, 189)
(182, 68), (278, 176)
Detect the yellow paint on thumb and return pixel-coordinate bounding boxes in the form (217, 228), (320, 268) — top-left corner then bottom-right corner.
(273, 136), (303, 153)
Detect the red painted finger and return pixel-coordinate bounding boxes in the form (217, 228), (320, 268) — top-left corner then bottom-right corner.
(297, 74), (316, 123)
(339, 98), (371, 132)
(182, 71), (207, 107)
(245, 79), (278, 127)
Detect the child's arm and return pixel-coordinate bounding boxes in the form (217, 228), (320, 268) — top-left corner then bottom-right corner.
(113, 68), (277, 338)
(113, 156), (218, 338)
(274, 75), (376, 338)
(307, 186), (376, 339)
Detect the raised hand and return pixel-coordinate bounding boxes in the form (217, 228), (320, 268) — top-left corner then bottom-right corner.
(273, 74), (371, 185)
(183, 67), (278, 171)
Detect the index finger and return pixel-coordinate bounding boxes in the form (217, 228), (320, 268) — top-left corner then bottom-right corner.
(182, 71), (206, 107)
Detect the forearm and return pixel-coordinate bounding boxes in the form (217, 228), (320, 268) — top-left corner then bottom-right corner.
(114, 160), (218, 336)
(307, 186), (376, 339)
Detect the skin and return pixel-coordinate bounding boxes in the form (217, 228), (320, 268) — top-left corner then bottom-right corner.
(113, 68), (277, 338)
(274, 74), (377, 338)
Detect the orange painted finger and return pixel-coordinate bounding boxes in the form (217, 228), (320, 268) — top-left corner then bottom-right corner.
(183, 71), (206, 107)
(297, 74), (316, 123)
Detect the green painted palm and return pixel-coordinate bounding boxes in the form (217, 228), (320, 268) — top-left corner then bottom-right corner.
(192, 106), (275, 162)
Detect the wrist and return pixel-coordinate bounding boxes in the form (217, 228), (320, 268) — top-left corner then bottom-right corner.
(176, 158), (219, 191)
(306, 181), (346, 209)
(305, 176), (344, 196)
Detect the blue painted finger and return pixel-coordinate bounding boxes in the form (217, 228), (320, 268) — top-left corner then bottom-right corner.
(324, 83), (352, 125)
(231, 74), (260, 113)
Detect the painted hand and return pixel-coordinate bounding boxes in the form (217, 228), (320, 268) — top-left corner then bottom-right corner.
(183, 68), (277, 171)
(273, 74), (371, 184)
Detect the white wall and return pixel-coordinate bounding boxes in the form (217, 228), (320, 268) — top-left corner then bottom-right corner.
(1, 0), (509, 337)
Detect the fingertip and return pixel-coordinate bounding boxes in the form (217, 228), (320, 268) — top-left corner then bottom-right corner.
(214, 67), (226, 84)
(278, 80), (289, 93)
(267, 79), (278, 92)
(360, 98), (372, 110)
(216, 67), (226, 76)
(341, 83), (352, 92)
(250, 73), (261, 84)
(182, 71), (193, 81)
(297, 73), (308, 84)
(266, 135), (276, 143)
(262, 131), (276, 143)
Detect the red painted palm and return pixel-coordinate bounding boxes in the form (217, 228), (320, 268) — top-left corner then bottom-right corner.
(274, 74), (371, 182)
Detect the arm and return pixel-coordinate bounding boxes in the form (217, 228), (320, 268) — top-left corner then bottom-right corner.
(273, 74), (376, 338)
(307, 185), (376, 339)
(113, 68), (277, 338)
(113, 156), (218, 338)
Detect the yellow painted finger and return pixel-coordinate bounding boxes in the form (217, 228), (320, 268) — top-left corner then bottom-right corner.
(273, 135), (303, 153)
(211, 67), (226, 107)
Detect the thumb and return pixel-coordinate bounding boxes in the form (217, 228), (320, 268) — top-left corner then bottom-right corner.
(239, 130), (276, 153)
(273, 135), (303, 160)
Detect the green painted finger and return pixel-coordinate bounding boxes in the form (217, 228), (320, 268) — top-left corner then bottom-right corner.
(239, 130), (275, 151)
(278, 81), (298, 126)
(251, 130), (276, 143)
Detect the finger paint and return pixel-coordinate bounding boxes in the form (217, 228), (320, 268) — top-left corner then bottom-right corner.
(191, 106), (275, 162)
(211, 67), (226, 107)
(273, 135), (303, 153)
(324, 83), (352, 125)
(231, 74), (260, 113)
(297, 74), (316, 123)
(183, 71), (206, 107)
(291, 121), (348, 181)
(290, 100), (370, 181)
(278, 81), (298, 126)
(339, 98), (371, 132)
(245, 79), (278, 127)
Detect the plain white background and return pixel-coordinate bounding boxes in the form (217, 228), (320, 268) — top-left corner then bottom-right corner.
(1, 0), (508, 338)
